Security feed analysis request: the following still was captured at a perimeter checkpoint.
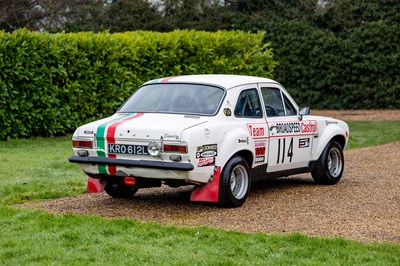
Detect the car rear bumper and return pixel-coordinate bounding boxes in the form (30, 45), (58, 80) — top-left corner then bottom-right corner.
(68, 155), (194, 171)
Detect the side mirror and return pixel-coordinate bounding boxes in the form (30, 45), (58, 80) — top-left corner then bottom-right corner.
(299, 106), (310, 116)
(298, 106), (310, 120)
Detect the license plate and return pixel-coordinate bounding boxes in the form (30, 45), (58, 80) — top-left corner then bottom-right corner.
(108, 143), (148, 155)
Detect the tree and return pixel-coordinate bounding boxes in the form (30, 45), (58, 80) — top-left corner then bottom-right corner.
(40, 0), (109, 32)
(315, 0), (400, 33)
(106, 0), (161, 32)
(225, 0), (318, 21)
(157, 0), (228, 31)
(0, 0), (42, 31)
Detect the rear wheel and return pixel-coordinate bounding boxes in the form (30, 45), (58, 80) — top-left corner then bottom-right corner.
(219, 156), (251, 208)
(312, 141), (344, 184)
(104, 179), (139, 198)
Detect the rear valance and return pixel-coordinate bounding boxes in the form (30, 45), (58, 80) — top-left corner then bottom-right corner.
(69, 156), (194, 171)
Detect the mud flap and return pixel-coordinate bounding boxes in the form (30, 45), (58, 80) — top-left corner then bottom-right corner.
(190, 167), (221, 203)
(87, 177), (106, 193)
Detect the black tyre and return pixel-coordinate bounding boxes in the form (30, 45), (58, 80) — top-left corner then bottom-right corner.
(219, 156), (251, 208)
(312, 141), (344, 185)
(104, 179), (139, 198)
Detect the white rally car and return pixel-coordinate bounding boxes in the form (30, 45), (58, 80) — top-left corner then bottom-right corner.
(69, 75), (349, 207)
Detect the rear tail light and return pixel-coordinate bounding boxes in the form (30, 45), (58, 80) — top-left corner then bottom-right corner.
(163, 144), (187, 153)
(72, 139), (93, 148)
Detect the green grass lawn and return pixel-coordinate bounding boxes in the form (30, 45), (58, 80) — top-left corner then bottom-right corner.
(346, 121), (400, 149)
(0, 136), (86, 205)
(0, 121), (399, 265)
(1, 206), (399, 265)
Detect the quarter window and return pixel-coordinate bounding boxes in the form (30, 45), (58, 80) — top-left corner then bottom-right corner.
(234, 89), (262, 118)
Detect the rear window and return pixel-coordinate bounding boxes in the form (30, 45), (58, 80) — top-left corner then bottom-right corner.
(118, 83), (225, 116)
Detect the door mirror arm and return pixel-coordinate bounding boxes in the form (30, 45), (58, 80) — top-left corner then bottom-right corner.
(298, 106), (310, 121)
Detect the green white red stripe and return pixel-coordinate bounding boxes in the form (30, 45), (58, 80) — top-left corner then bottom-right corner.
(150, 76), (180, 83)
(96, 113), (144, 175)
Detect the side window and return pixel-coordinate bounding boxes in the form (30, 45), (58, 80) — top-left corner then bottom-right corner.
(283, 94), (297, 116)
(261, 87), (285, 117)
(234, 89), (262, 118)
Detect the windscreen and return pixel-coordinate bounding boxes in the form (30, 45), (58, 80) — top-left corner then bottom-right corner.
(118, 83), (225, 115)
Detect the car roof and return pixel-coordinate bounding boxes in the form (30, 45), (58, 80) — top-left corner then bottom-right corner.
(144, 74), (277, 89)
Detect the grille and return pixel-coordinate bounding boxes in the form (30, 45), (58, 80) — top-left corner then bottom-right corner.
(184, 115), (201, 119)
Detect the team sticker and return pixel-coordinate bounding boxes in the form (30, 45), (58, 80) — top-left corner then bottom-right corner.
(196, 144), (217, 167)
(254, 140), (266, 163)
(299, 138), (310, 148)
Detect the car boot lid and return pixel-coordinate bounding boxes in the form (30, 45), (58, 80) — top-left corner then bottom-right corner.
(74, 113), (207, 141)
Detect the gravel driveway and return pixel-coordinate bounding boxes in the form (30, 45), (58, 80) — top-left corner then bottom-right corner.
(22, 110), (400, 243)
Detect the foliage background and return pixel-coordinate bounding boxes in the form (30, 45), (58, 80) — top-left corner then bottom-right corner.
(1, 0), (399, 139)
(0, 30), (275, 139)
(267, 21), (400, 109)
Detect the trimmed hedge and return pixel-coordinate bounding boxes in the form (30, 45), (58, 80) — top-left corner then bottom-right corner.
(267, 21), (400, 109)
(0, 30), (276, 139)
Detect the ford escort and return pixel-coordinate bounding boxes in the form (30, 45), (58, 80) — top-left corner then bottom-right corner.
(69, 75), (349, 207)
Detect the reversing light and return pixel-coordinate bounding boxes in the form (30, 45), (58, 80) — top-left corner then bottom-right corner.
(77, 150), (89, 156)
(163, 144), (187, 153)
(169, 155), (182, 162)
(148, 141), (161, 157)
(72, 139), (93, 148)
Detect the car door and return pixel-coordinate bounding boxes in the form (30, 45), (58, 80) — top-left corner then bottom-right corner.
(259, 84), (317, 173)
(233, 87), (269, 167)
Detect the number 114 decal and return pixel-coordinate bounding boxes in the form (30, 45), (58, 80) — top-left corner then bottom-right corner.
(277, 137), (293, 164)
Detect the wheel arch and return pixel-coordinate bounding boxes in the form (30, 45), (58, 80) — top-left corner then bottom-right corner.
(216, 126), (254, 171)
(219, 148), (254, 173)
(312, 132), (347, 161)
(231, 149), (253, 169)
(331, 134), (346, 150)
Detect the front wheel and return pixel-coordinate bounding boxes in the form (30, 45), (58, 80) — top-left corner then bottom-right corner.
(219, 156), (251, 208)
(104, 179), (139, 198)
(312, 141), (344, 184)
